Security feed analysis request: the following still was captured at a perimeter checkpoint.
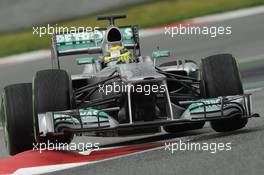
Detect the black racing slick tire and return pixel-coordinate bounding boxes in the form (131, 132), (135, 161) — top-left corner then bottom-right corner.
(1, 83), (34, 155)
(201, 54), (248, 132)
(33, 69), (73, 144)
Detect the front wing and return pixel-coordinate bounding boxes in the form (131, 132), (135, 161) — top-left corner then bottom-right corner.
(37, 94), (259, 136)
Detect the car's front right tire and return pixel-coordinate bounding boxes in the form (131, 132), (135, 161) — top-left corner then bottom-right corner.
(201, 54), (248, 132)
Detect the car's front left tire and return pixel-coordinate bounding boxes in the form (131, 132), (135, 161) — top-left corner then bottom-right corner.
(1, 83), (34, 155)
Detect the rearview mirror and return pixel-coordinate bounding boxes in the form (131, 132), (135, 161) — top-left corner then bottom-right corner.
(152, 50), (170, 59)
(152, 50), (170, 66)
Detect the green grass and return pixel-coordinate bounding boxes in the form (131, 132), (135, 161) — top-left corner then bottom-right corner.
(1, 0), (264, 58)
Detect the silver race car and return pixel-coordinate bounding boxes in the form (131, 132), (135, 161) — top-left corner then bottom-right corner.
(1, 15), (259, 155)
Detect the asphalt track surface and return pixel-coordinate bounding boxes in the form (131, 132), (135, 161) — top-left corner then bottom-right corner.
(0, 0), (146, 32)
(0, 12), (264, 175)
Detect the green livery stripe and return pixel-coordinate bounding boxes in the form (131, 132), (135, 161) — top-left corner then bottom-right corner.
(188, 98), (221, 113)
(54, 108), (110, 123)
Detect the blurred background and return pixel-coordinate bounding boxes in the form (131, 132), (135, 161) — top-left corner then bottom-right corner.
(0, 0), (264, 57)
(0, 0), (146, 32)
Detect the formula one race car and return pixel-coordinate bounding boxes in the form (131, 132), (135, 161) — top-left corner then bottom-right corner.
(1, 15), (259, 155)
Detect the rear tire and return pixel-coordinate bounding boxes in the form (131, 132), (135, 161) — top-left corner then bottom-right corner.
(202, 54), (248, 132)
(33, 69), (73, 144)
(1, 83), (34, 155)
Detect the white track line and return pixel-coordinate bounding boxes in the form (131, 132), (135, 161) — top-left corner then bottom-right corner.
(13, 162), (89, 175)
(238, 54), (264, 63)
(190, 5), (264, 24)
(13, 146), (165, 175)
(0, 5), (264, 65)
(245, 87), (264, 93)
(13, 136), (192, 175)
(0, 50), (49, 65)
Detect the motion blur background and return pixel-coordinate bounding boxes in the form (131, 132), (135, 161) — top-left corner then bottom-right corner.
(1, 0), (264, 57)
(0, 0), (146, 32)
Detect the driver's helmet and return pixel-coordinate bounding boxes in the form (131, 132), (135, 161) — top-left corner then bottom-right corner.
(103, 45), (132, 66)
